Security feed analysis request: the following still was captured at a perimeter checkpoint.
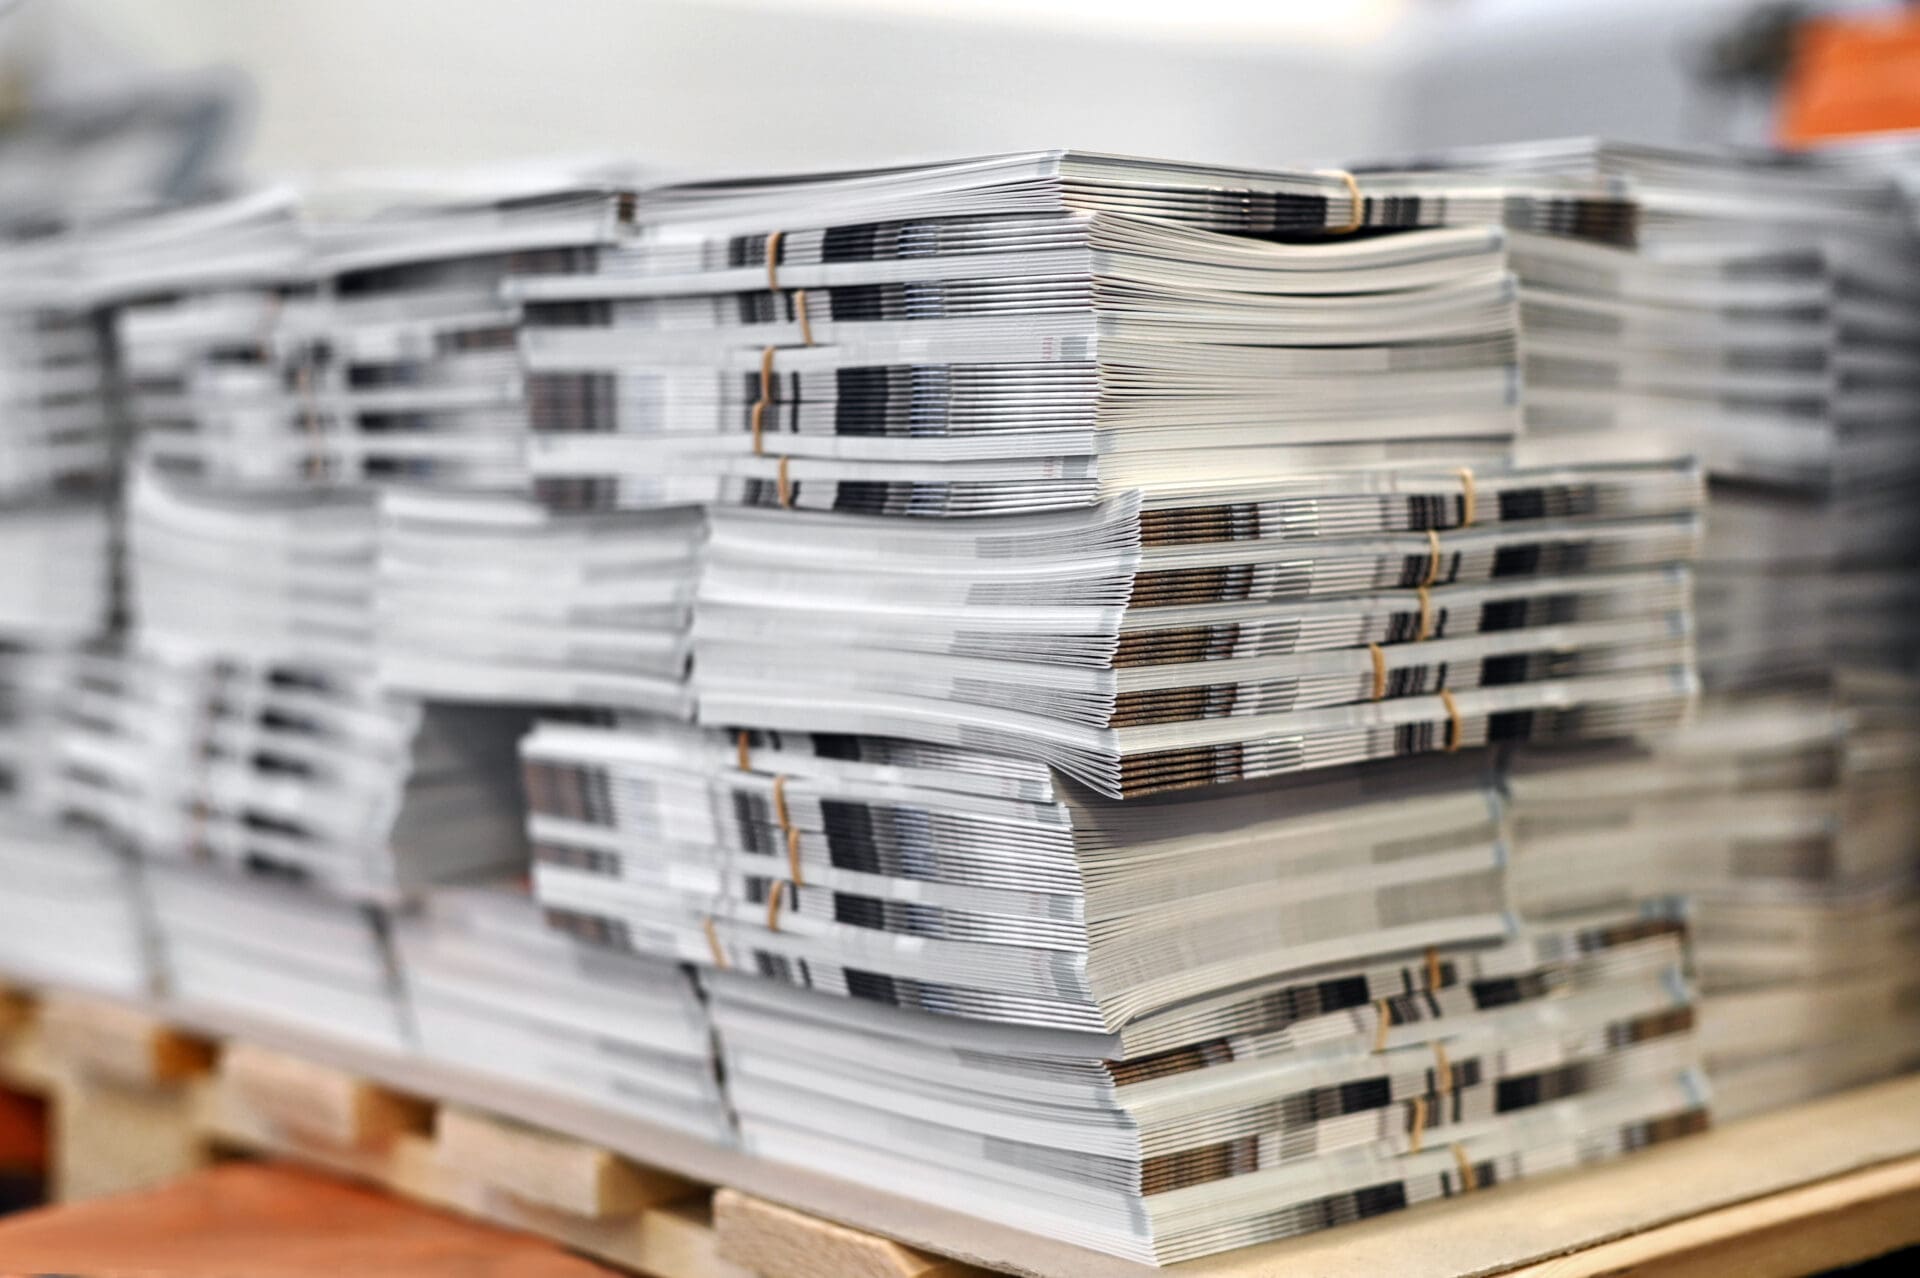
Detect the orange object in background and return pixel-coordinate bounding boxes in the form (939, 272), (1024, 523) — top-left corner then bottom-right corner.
(0, 1162), (620, 1278)
(1778, 7), (1920, 145)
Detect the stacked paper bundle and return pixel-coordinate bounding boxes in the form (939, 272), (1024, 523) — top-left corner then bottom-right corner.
(84, 186), (620, 1043)
(1384, 142), (1920, 1116)
(148, 859), (411, 1050)
(508, 154), (1652, 513)
(1507, 687), (1920, 1119)
(0, 220), (141, 1000)
(507, 153), (1709, 1260)
(0, 647), (153, 998)
(520, 721), (1707, 1261)
(374, 490), (700, 716)
(705, 903), (1700, 1263)
(0, 232), (116, 641)
(49, 647), (526, 900)
(128, 467), (379, 670)
(393, 879), (730, 1139)
(689, 462), (1701, 796)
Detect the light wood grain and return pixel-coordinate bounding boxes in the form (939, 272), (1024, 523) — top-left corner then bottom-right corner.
(716, 1189), (991, 1278)
(437, 1105), (694, 1220)
(1503, 1156), (1920, 1278)
(40, 995), (213, 1089)
(219, 1041), (428, 1151)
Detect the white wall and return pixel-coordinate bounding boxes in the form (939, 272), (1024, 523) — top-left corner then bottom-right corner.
(35, 0), (1406, 179)
(12, 0), (1883, 184)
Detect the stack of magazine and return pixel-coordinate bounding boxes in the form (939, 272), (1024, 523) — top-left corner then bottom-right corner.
(1391, 141), (1920, 1118)
(374, 490), (700, 716)
(519, 719), (1706, 1262)
(0, 647), (153, 998)
(509, 152), (1709, 1260)
(1508, 686), (1920, 1118)
(0, 230), (116, 641)
(394, 878), (730, 1139)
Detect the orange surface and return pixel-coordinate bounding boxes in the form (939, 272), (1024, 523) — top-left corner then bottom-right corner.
(0, 1161), (620, 1277)
(1778, 9), (1920, 145)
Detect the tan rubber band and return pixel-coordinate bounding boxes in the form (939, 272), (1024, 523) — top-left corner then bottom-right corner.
(1452, 1143), (1478, 1192)
(753, 346), (776, 455)
(1327, 170), (1365, 233)
(765, 230), (784, 292)
(1439, 688), (1462, 753)
(777, 455), (794, 508)
(735, 731), (751, 772)
(1456, 467), (1477, 527)
(1408, 1095), (1428, 1154)
(703, 917), (728, 969)
(1433, 1041), (1453, 1102)
(1422, 528), (1443, 588)
(1373, 998), (1393, 1052)
(1369, 643), (1388, 702)
(1416, 585), (1434, 642)
(786, 825), (806, 886)
(772, 775), (792, 835)
(765, 879), (786, 932)
(1426, 945), (1444, 991)
(795, 289), (814, 347)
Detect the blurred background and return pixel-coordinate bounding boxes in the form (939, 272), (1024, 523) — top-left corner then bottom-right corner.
(3, 0), (1913, 181)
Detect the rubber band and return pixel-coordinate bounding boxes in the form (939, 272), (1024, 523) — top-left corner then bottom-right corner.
(1325, 170), (1365, 233)
(1422, 528), (1443, 588)
(1368, 643), (1388, 702)
(703, 917), (728, 969)
(765, 879), (786, 932)
(1408, 1095), (1428, 1154)
(765, 231), (784, 292)
(753, 346), (776, 455)
(786, 825), (806, 887)
(772, 775), (792, 834)
(1439, 688), (1462, 753)
(735, 731), (751, 772)
(1452, 1143), (1478, 1193)
(1416, 585), (1434, 643)
(1426, 945), (1444, 991)
(1456, 467), (1478, 528)
(777, 455), (794, 508)
(1433, 1041), (1453, 1103)
(795, 289), (814, 347)
(1373, 998), (1393, 1052)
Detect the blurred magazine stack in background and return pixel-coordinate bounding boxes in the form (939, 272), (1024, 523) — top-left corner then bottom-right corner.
(0, 78), (240, 1005)
(1379, 141), (1920, 1117)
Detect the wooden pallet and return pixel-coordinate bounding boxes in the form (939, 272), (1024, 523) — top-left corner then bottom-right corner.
(4, 982), (1920, 1278)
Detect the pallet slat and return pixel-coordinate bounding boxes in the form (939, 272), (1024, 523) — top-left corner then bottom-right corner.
(38, 996), (212, 1090)
(437, 1105), (695, 1220)
(218, 1042), (429, 1152)
(715, 1189), (991, 1278)
(8, 988), (1920, 1278)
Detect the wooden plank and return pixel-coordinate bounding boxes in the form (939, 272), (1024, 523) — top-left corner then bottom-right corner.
(0, 1003), (55, 1095)
(51, 1073), (211, 1203)
(715, 1189), (991, 1278)
(437, 1105), (694, 1220)
(218, 1042), (429, 1152)
(39, 995), (213, 1090)
(1504, 1155), (1920, 1278)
